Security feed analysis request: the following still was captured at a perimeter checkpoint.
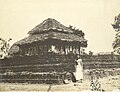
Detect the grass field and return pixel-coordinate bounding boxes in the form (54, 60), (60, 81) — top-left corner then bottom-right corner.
(0, 70), (120, 92)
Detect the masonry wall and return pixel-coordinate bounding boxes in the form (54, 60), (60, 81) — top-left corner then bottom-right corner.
(0, 53), (120, 83)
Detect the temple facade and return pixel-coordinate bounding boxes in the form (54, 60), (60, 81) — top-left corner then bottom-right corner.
(0, 18), (87, 84)
(9, 18), (87, 56)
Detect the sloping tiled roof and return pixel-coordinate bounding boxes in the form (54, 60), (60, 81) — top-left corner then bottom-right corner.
(13, 18), (87, 45)
(14, 31), (87, 45)
(15, 18), (87, 45)
(28, 18), (73, 35)
(15, 32), (87, 45)
(9, 18), (88, 54)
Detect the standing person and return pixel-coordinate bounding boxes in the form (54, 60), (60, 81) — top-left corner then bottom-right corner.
(75, 55), (83, 83)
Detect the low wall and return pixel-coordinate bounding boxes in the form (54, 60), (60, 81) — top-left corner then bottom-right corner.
(82, 54), (120, 69)
(0, 54), (120, 83)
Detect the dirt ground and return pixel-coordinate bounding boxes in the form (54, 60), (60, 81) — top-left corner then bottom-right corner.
(0, 75), (120, 92)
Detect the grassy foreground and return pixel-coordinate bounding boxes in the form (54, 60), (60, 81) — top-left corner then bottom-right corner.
(0, 75), (120, 92)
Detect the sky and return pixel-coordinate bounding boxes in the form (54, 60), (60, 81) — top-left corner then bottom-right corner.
(0, 0), (120, 54)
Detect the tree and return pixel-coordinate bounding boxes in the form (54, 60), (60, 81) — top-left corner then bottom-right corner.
(112, 13), (120, 54)
(0, 38), (12, 59)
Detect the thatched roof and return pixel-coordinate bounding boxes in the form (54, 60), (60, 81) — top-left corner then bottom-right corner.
(14, 31), (87, 45)
(9, 18), (88, 54)
(28, 18), (73, 35)
(9, 45), (20, 55)
(12, 18), (87, 45)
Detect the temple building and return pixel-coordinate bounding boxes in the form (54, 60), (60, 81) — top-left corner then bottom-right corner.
(9, 18), (87, 56)
(0, 18), (87, 83)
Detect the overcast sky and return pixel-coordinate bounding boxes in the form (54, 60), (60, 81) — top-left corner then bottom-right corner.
(0, 0), (120, 53)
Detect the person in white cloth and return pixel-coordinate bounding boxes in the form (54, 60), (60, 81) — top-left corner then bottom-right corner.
(75, 56), (83, 83)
